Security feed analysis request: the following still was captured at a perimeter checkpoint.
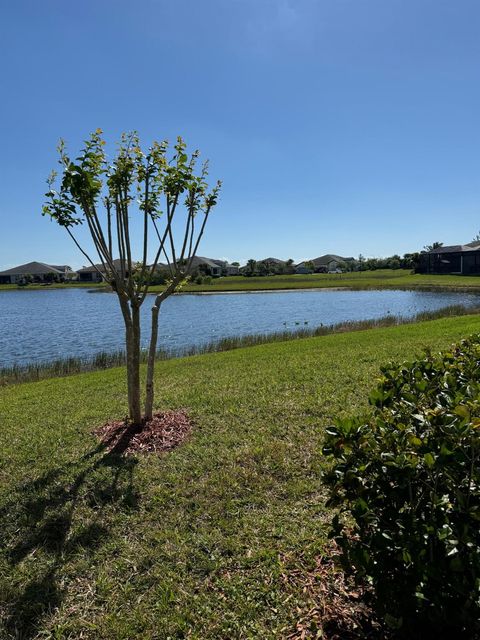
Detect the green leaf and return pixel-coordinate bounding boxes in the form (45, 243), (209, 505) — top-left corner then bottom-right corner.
(454, 405), (470, 419)
(424, 452), (435, 468)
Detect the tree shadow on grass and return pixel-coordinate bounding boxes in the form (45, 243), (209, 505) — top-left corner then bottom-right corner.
(1, 430), (140, 639)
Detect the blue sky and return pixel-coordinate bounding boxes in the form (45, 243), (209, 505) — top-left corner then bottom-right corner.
(1, 0), (479, 269)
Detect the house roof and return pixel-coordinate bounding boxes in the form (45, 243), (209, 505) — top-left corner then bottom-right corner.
(297, 254), (354, 268)
(211, 259), (239, 268)
(77, 259), (127, 273)
(188, 256), (222, 269)
(258, 257), (287, 265)
(77, 257), (226, 274)
(315, 254), (354, 264)
(425, 243), (480, 255)
(49, 265), (73, 272)
(0, 261), (66, 276)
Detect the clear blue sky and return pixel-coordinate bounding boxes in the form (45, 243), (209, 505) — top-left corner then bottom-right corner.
(1, 0), (479, 270)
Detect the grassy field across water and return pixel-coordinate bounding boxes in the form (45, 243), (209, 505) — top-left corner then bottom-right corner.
(0, 281), (102, 291)
(178, 269), (480, 293)
(1, 314), (480, 638)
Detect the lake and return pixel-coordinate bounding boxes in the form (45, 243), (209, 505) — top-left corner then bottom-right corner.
(0, 287), (479, 367)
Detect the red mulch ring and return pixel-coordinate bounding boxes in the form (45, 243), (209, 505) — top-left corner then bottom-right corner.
(93, 410), (193, 456)
(282, 542), (383, 640)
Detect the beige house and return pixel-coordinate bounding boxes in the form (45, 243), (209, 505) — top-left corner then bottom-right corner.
(77, 259), (129, 282)
(295, 254), (355, 274)
(0, 261), (75, 284)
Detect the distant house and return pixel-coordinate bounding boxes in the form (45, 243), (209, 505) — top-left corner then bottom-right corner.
(77, 257), (234, 281)
(50, 265), (76, 278)
(77, 259), (129, 282)
(238, 257), (296, 275)
(187, 257), (223, 277)
(211, 260), (240, 276)
(296, 254), (355, 274)
(0, 261), (75, 284)
(149, 262), (169, 273)
(258, 257), (286, 268)
(419, 242), (480, 275)
(294, 265), (312, 275)
(238, 257), (289, 275)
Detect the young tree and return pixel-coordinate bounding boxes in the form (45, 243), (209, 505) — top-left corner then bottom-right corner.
(43, 130), (220, 425)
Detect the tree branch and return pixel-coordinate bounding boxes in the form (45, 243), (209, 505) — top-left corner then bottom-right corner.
(66, 228), (107, 282)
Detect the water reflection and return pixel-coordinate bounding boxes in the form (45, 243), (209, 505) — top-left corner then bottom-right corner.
(0, 288), (479, 366)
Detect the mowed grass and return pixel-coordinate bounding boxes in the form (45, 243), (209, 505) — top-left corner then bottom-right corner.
(174, 269), (480, 293)
(0, 282), (102, 291)
(2, 315), (480, 639)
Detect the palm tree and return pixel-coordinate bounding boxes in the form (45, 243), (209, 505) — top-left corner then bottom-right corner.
(423, 242), (443, 252)
(246, 259), (257, 276)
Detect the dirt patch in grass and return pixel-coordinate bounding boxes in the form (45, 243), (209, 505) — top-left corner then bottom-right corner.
(94, 410), (193, 455)
(283, 542), (383, 639)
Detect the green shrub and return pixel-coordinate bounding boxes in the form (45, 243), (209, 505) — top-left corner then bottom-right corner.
(323, 335), (480, 638)
(151, 271), (168, 285)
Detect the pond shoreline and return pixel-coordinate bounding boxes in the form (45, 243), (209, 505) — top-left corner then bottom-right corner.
(2, 287), (480, 369)
(175, 285), (480, 295)
(2, 303), (479, 385)
(3, 282), (480, 296)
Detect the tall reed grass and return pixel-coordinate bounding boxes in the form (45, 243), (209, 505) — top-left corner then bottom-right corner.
(1, 304), (479, 386)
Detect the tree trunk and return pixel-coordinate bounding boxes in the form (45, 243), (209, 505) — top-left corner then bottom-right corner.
(128, 304), (142, 425)
(121, 298), (142, 425)
(144, 302), (161, 420)
(118, 293), (143, 425)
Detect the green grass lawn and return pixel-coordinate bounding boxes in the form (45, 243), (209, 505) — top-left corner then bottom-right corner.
(0, 281), (102, 291)
(170, 269), (480, 293)
(2, 315), (480, 638)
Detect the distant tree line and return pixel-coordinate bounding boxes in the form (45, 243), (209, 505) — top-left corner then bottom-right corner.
(243, 258), (296, 277)
(237, 254), (423, 276)
(355, 253), (420, 271)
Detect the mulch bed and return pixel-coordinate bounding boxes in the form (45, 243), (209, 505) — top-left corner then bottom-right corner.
(283, 542), (383, 640)
(93, 410), (193, 456)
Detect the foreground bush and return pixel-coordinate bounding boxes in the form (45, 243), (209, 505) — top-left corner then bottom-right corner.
(323, 335), (480, 638)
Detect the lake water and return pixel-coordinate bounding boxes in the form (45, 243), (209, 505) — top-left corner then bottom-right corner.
(0, 287), (479, 367)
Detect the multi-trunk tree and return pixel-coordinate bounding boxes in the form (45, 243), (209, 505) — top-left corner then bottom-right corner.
(43, 130), (220, 425)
